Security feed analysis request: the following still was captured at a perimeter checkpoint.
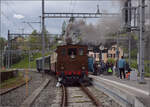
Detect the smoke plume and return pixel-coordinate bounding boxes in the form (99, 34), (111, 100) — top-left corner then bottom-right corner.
(70, 15), (122, 45)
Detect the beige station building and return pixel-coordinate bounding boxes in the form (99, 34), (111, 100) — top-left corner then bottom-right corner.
(88, 44), (124, 63)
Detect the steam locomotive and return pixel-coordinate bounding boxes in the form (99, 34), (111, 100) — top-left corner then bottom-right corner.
(36, 44), (88, 84)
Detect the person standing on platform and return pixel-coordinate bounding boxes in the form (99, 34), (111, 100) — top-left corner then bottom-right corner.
(88, 56), (94, 73)
(118, 56), (126, 79)
(100, 60), (105, 74)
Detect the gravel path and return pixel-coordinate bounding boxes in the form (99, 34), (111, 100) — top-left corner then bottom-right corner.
(31, 76), (57, 107)
(0, 71), (44, 107)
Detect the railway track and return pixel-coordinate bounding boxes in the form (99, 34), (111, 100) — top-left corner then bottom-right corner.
(61, 85), (67, 107)
(80, 83), (101, 107)
(61, 83), (101, 107)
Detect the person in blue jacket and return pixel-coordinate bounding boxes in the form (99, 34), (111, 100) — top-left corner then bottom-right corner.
(118, 56), (126, 79)
(88, 56), (94, 72)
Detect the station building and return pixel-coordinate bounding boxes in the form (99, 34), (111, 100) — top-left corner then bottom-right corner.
(88, 44), (124, 63)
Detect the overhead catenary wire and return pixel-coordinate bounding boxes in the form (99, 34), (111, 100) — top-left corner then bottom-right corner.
(5, 1), (18, 15)
(1, 0), (148, 1)
(1, 1), (25, 35)
(1, 11), (18, 28)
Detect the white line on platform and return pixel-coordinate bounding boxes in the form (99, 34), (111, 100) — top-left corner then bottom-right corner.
(91, 75), (149, 96)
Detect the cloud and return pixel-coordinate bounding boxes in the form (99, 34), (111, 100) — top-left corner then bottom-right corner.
(13, 14), (25, 19)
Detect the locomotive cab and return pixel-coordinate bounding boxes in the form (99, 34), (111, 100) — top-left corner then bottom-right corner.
(56, 44), (88, 84)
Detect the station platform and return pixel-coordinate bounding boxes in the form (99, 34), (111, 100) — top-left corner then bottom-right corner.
(89, 75), (150, 107)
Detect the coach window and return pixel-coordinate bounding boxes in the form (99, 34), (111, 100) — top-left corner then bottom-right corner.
(61, 48), (66, 56)
(79, 48), (84, 55)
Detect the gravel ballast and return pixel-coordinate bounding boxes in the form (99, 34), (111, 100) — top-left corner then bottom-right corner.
(0, 71), (44, 107)
(88, 86), (122, 107)
(31, 76), (57, 107)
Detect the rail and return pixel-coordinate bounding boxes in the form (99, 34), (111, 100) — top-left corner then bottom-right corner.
(61, 85), (67, 107)
(80, 83), (102, 107)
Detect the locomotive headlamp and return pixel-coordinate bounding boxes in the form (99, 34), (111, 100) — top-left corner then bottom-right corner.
(71, 54), (75, 59)
(82, 66), (85, 70)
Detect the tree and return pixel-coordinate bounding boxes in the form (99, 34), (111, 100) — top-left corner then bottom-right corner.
(28, 29), (49, 50)
(0, 37), (6, 50)
(0, 37), (6, 68)
(28, 30), (42, 50)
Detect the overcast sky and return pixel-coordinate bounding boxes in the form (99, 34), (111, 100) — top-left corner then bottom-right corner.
(1, 0), (149, 39)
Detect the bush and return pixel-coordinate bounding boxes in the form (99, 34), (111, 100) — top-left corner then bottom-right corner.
(131, 60), (138, 69)
(107, 58), (115, 65)
(145, 73), (150, 77)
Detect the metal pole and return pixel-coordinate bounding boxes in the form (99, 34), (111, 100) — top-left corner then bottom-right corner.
(116, 31), (120, 77)
(117, 31), (119, 60)
(42, 0), (45, 73)
(29, 43), (31, 69)
(137, 1), (140, 74)
(39, 16), (42, 32)
(128, 0), (131, 67)
(128, 32), (131, 66)
(8, 30), (10, 69)
(139, 0), (145, 83)
(2, 49), (4, 69)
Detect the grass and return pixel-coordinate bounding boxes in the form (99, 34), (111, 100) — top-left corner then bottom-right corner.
(0, 69), (17, 72)
(11, 52), (53, 69)
(11, 53), (42, 69)
(0, 69), (7, 72)
(144, 73), (150, 77)
(0, 72), (25, 89)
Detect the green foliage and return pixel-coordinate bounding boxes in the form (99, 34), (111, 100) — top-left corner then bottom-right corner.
(0, 69), (7, 72)
(131, 33), (138, 40)
(28, 30), (42, 50)
(50, 42), (59, 50)
(131, 48), (138, 59)
(0, 37), (6, 50)
(11, 51), (53, 69)
(27, 29), (50, 50)
(128, 59), (150, 77)
(107, 58), (115, 65)
(130, 60), (138, 69)
(144, 73), (150, 77)
(122, 47), (128, 53)
(144, 62), (150, 77)
(11, 53), (42, 68)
